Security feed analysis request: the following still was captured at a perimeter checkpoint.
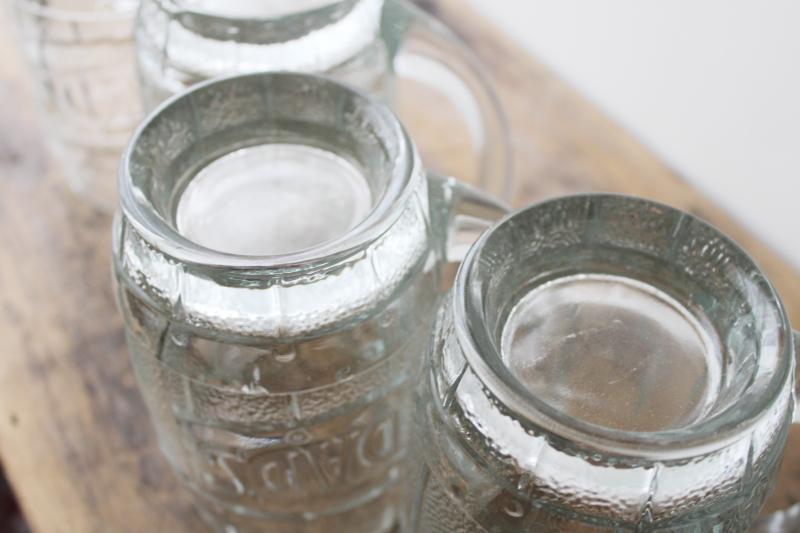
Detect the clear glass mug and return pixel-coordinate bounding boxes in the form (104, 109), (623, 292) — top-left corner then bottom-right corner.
(413, 194), (799, 532)
(134, 0), (513, 201)
(8, 0), (141, 210)
(112, 72), (507, 532)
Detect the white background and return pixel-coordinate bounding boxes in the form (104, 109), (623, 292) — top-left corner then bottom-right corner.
(468, 0), (800, 268)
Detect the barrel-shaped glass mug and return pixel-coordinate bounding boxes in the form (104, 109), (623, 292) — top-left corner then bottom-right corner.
(9, 0), (141, 210)
(413, 194), (799, 532)
(112, 72), (508, 533)
(134, 0), (513, 201)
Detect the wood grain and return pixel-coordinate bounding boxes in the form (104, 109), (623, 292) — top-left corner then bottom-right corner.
(0, 1), (796, 532)
(0, 38), (204, 533)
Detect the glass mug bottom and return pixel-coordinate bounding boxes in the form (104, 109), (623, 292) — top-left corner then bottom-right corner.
(114, 72), (507, 532)
(413, 194), (799, 532)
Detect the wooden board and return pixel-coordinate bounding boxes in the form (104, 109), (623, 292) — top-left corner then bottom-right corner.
(0, 1), (797, 532)
(0, 26), (204, 533)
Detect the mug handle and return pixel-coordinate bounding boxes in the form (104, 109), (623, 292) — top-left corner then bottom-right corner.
(387, 0), (514, 202)
(427, 174), (510, 274)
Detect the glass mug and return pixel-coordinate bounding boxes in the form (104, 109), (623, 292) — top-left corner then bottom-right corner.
(112, 72), (507, 532)
(413, 194), (799, 532)
(134, 0), (513, 200)
(9, 0), (141, 211)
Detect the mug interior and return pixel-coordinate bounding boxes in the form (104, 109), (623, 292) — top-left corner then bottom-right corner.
(459, 194), (792, 453)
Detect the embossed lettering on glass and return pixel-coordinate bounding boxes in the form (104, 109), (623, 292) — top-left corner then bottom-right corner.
(413, 195), (800, 532)
(9, 0), (141, 210)
(134, 0), (513, 200)
(112, 72), (507, 532)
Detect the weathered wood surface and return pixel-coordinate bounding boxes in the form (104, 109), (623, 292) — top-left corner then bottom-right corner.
(0, 15), (204, 532)
(0, 1), (797, 532)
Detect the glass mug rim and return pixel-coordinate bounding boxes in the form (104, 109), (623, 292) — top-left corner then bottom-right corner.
(453, 193), (795, 460)
(148, 0), (359, 19)
(118, 71), (421, 270)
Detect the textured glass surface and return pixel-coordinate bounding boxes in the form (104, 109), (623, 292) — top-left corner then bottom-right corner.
(176, 144), (373, 256)
(414, 195), (796, 532)
(114, 73), (507, 532)
(114, 73), (433, 533)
